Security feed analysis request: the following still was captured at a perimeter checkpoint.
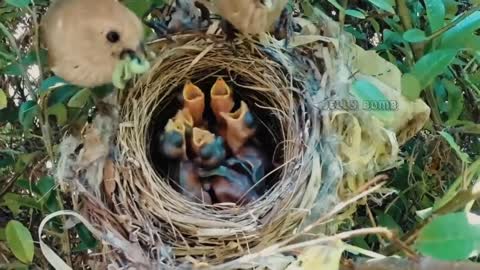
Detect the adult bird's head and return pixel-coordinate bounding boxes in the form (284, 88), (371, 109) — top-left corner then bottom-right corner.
(41, 0), (146, 87)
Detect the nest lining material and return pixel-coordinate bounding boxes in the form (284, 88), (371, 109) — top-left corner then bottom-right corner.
(49, 16), (430, 267)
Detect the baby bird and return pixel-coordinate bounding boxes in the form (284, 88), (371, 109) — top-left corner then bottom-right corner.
(159, 118), (188, 160)
(191, 128), (226, 168)
(228, 145), (269, 192)
(200, 166), (259, 205)
(220, 101), (257, 153)
(179, 161), (212, 204)
(197, 137), (226, 168)
(41, 0), (146, 87)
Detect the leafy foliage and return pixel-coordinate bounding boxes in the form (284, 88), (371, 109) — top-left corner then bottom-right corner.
(5, 220), (34, 264)
(415, 212), (480, 260)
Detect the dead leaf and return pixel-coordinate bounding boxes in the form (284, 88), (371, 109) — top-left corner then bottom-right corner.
(351, 44), (402, 92)
(254, 254), (296, 270)
(294, 18), (320, 35)
(286, 242), (345, 270)
(78, 125), (109, 167)
(103, 159), (116, 202)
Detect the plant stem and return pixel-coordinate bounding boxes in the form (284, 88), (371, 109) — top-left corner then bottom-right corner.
(423, 85), (442, 125)
(28, 3), (44, 86)
(339, 0), (349, 28)
(396, 0), (424, 60)
(396, 0), (412, 29)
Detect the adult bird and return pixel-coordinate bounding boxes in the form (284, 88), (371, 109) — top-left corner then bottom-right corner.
(40, 0), (146, 87)
(198, 0), (289, 35)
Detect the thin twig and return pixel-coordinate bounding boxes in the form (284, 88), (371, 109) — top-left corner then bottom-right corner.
(28, 3), (44, 85)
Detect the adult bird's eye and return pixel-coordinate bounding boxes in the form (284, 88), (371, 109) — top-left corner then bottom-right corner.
(106, 31), (120, 43)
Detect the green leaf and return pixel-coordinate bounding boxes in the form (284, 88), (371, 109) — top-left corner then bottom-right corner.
(38, 76), (68, 94)
(301, 1), (314, 17)
(123, 0), (151, 18)
(377, 213), (403, 235)
(47, 85), (81, 107)
(350, 237), (370, 250)
(0, 228), (5, 241)
(3, 49), (47, 76)
(0, 47), (15, 61)
(0, 150), (15, 168)
(67, 88), (91, 108)
(0, 88), (7, 109)
(36, 176), (59, 212)
(401, 73), (422, 100)
(18, 101), (38, 130)
(14, 152), (39, 173)
(403, 29), (427, 43)
(3, 193), (43, 213)
(443, 0), (458, 19)
(345, 9), (366, 19)
(91, 84), (115, 99)
(47, 103), (67, 126)
(383, 29), (404, 44)
(5, 220), (34, 264)
(75, 224), (98, 250)
(4, 195), (21, 215)
(435, 79), (449, 113)
(411, 2), (425, 27)
(445, 120), (480, 133)
(5, 0), (30, 8)
(440, 11), (480, 50)
(15, 178), (41, 194)
(327, 0), (344, 10)
(415, 212), (480, 260)
(21, 49), (48, 66)
(425, 0), (445, 31)
(409, 49), (457, 88)
(368, 18), (381, 33)
(443, 79), (464, 122)
(439, 131), (471, 163)
(37, 176), (55, 197)
(367, 0), (395, 13)
(3, 63), (23, 76)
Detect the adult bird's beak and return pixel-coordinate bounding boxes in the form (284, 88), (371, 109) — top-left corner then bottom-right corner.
(120, 49), (140, 61)
(120, 42), (147, 60)
(113, 43), (150, 89)
(120, 48), (136, 60)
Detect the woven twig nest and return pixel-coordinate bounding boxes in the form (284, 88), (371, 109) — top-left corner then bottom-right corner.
(50, 15), (430, 269)
(111, 34), (331, 268)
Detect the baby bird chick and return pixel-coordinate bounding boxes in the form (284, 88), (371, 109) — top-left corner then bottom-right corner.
(179, 161), (212, 204)
(159, 118), (188, 160)
(41, 0), (146, 87)
(199, 166), (259, 205)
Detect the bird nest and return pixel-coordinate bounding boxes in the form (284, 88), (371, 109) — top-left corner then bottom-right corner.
(115, 35), (330, 267)
(50, 20), (429, 268)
